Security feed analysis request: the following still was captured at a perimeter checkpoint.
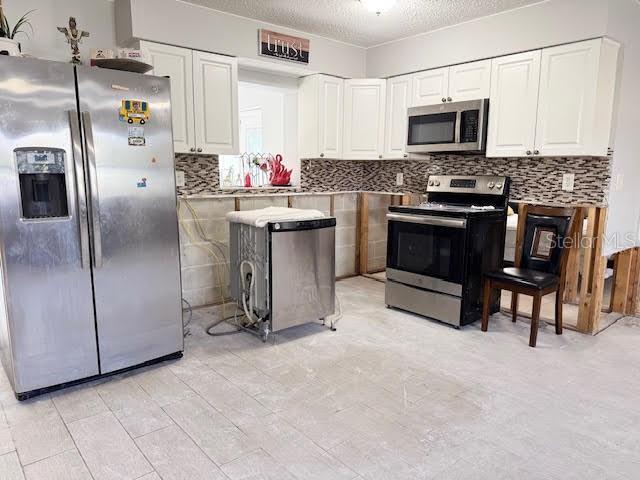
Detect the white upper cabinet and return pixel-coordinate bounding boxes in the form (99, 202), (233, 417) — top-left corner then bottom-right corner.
(448, 60), (491, 102)
(192, 51), (239, 155)
(412, 67), (449, 106)
(487, 39), (619, 158)
(487, 50), (541, 158)
(343, 79), (386, 160)
(140, 41), (195, 153)
(384, 74), (412, 159)
(298, 74), (344, 159)
(534, 38), (619, 157)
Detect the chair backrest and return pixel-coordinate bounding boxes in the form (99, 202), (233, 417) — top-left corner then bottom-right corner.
(514, 205), (578, 277)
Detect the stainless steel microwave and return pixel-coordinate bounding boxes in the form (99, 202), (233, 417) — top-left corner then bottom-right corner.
(406, 99), (489, 154)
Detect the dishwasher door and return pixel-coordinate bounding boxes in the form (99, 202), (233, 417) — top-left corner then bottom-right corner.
(270, 221), (335, 332)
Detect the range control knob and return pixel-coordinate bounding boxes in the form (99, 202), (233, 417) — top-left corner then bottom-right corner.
(495, 182), (503, 189)
(488, 181), (495, 189)
(428, 180), (435, 186)
(434, 180), (441, 187)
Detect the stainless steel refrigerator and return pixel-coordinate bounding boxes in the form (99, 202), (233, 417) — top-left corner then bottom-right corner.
(0, 56), (183, 399)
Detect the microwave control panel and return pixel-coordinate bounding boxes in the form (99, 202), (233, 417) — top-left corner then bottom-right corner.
(460, 110), (479, 143)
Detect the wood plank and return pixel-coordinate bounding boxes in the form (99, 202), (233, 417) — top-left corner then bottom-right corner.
(287, 196), (293, 208)
(234, 197), (240, 211)
(513, 203), (528, 267)
(563, 207), (583, 303)
(329, 194), (335, 216)
(401, 194), (412, 206)
(577, 207), (607, 333)
(357, 193), (369, 275)
(610, 248), (634, 313)
(625, 248), (640, 314)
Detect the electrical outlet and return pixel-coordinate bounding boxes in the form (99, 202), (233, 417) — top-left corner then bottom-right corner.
(396, 172), (404, 186)
(562, 173), (575, 192)
(175, 170), (186, 188)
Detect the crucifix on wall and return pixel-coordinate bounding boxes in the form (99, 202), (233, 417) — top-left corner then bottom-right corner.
(57, 17), (89, 64)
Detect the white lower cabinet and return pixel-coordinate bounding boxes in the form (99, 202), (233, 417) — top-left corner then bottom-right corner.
(343, 79), (386, 160)
(192, 51), (239, 155)
(384, 74), (412, 159)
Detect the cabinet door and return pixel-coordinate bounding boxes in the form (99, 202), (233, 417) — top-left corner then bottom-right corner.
(384, 74), (412, 159)
(534, 39), (601, 156)
(141, 41), (195, 153)
(343, 79), (386, 160)
(486, 50), (541, 158)
(448, 59), (491, 102)
(412, 67), (449, 106)
(318, 75), (344, 159)
(192, 51), (239, 155)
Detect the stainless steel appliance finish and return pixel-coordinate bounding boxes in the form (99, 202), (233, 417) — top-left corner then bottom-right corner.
(386, 175), (510, 327)
(229, 218), (336, 340)
(271, 226), (335, 332)
(406, 99), (489, 153)
(385, 280), (461, 326)
(0, 56), (183, 398)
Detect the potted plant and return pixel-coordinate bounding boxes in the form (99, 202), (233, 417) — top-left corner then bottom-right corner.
(0, 2), (35, 56)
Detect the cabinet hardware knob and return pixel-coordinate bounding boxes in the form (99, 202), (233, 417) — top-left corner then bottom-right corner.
(442, 98), (447, 102)
(320, 153), (324, 158)
(447, 97), (452, 102)
(379, 155), (383, 159)
(526, 150), (532, 155)
(403, 154), (408, 158)
(190, 147), (196, 152)
(533, 149), (540, 155)
(197, 148), (203, 153)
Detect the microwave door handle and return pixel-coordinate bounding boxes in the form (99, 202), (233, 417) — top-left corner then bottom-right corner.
(454, 111), (462, 144)
(68, 111), (90, 270)
(81, 111), (103, 269)
(387, 213), (467, 229)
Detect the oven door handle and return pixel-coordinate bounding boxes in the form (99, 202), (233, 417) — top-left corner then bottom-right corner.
(387, 213), (467, 229)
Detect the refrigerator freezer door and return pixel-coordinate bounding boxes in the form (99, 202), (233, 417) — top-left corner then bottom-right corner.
(75, 67), (183, 373)
(0, 57), (99, 394)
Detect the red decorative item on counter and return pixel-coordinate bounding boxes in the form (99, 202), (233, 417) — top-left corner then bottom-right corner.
(268, 154), (292, 186)
(244, 173), (252, 188)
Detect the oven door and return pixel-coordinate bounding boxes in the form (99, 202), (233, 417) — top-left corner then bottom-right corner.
(386, 213), (467, 295)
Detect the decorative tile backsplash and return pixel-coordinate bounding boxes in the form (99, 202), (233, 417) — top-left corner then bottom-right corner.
(175, 153), (611, 206)
(301, 155), (611, 206)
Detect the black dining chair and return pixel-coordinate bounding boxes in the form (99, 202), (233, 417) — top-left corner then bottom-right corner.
(481, 205), (578, 347)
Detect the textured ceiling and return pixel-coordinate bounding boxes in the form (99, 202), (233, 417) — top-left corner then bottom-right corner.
(182, 0), (544, 47)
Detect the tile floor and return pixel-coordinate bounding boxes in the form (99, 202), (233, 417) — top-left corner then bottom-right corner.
(1, 276), (640, 479)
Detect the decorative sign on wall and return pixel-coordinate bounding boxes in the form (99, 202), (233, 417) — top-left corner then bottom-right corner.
(258, 29), (310, 64)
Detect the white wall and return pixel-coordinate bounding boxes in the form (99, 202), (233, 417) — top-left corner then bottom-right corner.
(603, 0), (640, 256)
(237, 75), (300, 185)
(116, 0), (366, 79)
(3, 0), (116, 64)
(366, 0), (608, 78)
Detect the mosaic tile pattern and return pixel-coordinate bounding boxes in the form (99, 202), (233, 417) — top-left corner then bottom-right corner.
(302, 155), (611, 206)
(175, 153), (298, 195)
(175, 153), (611, 206)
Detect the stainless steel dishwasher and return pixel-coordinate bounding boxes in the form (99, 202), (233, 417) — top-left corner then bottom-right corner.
(229, 215), (336, 340)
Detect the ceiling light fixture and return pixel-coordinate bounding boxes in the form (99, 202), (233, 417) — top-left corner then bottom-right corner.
(359, 0), (397, 16)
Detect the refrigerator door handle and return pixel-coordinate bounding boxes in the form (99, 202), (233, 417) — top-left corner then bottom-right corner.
(81, 111), (103, 269)
(68, 111), (91, 269)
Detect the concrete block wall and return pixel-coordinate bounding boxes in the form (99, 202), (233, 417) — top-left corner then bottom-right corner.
(367, 194), (392, 272)
(178, 198), (235, 307)
(178, 193), (361, 308)
(333, 194), (358, 278)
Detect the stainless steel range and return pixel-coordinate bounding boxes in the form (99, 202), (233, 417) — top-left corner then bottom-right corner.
(385, 175), (510, 327)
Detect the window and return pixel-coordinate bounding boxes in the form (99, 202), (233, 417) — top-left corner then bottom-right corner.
(220, 77), (298, 188)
